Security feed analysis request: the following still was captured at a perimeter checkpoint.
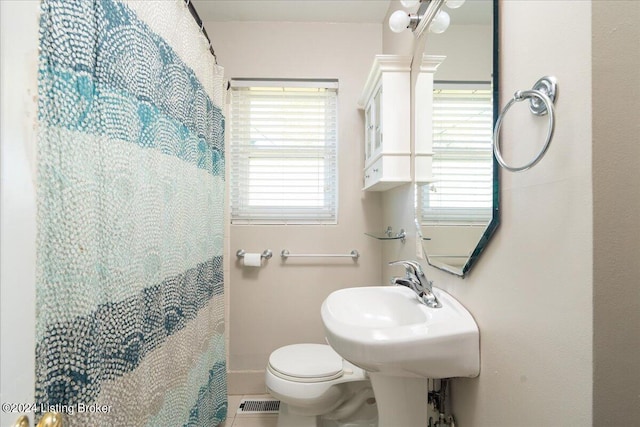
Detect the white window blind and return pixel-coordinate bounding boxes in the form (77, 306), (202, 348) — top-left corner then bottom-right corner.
(421, 83), (493, 224)
(229, 80), (338, 224)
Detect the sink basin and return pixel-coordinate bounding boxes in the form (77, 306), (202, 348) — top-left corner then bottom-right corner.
(321, 285), (479, 379)
(321, 284), (480, 426)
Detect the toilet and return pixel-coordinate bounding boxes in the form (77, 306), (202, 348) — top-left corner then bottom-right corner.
(265, 343), (378, 427)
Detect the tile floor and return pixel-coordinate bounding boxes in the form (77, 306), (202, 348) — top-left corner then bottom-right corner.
(220, 394), (278, 427)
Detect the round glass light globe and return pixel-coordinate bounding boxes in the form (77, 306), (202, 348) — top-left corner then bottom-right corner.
(389, 10), (411, 33)
(429, 10), (450, 34)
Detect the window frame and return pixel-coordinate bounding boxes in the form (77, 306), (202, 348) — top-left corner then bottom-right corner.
(229, 79), (339, 225)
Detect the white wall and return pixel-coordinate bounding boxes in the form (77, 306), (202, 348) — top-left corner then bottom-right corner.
(205, 21), (383, 393)
(383, 1), (596, 425)
(0, 2), (40, 426)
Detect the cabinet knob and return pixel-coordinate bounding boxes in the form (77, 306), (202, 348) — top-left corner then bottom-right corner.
(373, 168), (379, 172)
(365, 175), (370, 179)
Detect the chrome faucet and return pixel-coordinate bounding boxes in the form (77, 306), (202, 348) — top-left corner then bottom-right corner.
(389, 260), (441, 308)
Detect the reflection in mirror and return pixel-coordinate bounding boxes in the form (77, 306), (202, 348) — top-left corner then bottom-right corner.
(415, 0), (498, 277)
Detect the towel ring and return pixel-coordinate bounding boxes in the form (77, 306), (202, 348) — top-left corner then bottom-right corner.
(493, 76), (558, 172)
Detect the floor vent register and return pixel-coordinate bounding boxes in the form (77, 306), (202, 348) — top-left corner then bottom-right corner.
(237, 398), (281, 414)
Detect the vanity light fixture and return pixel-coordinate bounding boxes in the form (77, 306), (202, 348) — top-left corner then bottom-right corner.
(389, 0), (465, 35)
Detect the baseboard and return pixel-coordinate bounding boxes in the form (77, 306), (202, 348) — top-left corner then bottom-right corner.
(227, 370), (267, 395)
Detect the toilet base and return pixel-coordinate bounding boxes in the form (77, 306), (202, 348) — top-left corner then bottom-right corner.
(276, 398), (378, 427)
(276, 403), (318, 427)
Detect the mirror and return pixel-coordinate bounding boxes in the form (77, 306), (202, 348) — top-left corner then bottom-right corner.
(415, 0), (499, 277)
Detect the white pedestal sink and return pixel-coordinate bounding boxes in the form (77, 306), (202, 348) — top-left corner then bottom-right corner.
(321, 285), (479, 427)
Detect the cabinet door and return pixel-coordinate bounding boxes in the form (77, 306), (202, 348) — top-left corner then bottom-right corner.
(372, 87), (383, 159)
(364, 100), (373, 162)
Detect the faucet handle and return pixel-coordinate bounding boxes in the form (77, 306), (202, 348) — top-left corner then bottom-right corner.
(388, 260), (408, 267)
(389, 261), (441, 308)
(388, 260), (425, 278)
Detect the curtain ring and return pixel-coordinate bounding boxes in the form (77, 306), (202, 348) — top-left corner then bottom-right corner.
(493, 89), (556, 172)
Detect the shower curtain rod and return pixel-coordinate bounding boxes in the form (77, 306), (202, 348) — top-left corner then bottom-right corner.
(185, 0), (218, 63)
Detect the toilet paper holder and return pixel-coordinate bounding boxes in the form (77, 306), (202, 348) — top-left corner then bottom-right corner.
(236, 249), (273, 260)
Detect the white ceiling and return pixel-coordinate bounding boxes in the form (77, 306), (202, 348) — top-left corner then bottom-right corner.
(191, 0), (392, 23)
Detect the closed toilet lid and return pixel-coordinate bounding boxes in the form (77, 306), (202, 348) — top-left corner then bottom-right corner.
(269, 344), (344, 381)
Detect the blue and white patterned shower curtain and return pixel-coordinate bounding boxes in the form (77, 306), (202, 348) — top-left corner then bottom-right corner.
(36, 0), (226, 425)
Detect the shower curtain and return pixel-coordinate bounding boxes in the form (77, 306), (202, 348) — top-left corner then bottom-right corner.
(36, 0), (226, 425)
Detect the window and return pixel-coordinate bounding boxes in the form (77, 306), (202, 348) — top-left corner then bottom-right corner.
(421, 83), (493, 224)
(229, 79), (338, 224)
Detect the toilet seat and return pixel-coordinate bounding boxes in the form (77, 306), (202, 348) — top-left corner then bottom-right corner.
(268, 344), (344, 383)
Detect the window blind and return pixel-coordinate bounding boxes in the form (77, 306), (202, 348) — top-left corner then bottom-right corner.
(229, 80), (338, 224)
(421, 84), (493, 224)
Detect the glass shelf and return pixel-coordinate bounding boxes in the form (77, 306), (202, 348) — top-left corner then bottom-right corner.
(365, 227), (406, 243)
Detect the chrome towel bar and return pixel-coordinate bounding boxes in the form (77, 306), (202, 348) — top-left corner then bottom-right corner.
(280, 249), (360, 260)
